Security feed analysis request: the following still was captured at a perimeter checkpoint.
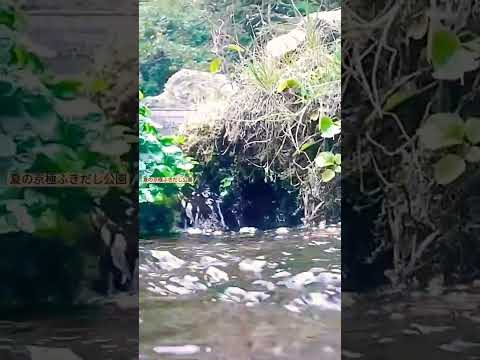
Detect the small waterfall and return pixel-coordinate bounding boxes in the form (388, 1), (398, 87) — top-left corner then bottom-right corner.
(180, 187), (228, 231)
(215, 199), (227, 229)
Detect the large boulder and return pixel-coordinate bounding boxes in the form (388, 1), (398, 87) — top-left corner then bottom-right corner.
(265, 9), (340, 59)
(144, 69), (237, 134)
(144, 69), (236, 109)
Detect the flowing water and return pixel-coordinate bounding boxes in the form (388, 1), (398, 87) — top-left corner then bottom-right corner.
(343, 286), (480, 359)
(139, 225), (341, 360)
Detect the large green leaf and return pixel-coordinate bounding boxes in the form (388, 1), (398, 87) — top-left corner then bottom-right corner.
(465, 146), (480, 163)
(315, 152), (336, 168)
(209, 58), (222, 73)
(319, 116), (341, 138)
(432, 48), (479, 81)
(431, 30), (460, 67)
(433, 154), (466, 185)
(321, 169), (336, 182)
(418, 113), (465, 150)
(465, 117), (480, 144)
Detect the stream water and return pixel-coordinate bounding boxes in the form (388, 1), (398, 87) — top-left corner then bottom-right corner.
(343, 286), (480, 359)
(139, 225), (341, 360)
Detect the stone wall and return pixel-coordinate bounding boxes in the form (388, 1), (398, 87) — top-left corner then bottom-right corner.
(150, 108), (197, 136)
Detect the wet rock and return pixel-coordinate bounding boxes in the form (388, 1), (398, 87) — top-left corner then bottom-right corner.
(186, 228), (203, 235)
(150, 250), (185, 271)
(252, 280), (276, 291)
(283, 272), (316, 289)
(205, 266), (229, 284)
(222, 287), (269, 304)
(239, 258), (267, 273)
(200, 256), (227, 268)
(272, 271), (291, 279)
(223, 287), (248, 302)
(314, 272), (341, 288)
(304, 293), (340, 311)
(164, 284), (193, 296)
(275, 227), (290, 235)
(244, 291), (270, 304)
(170, 275), (208, 292)
(239, 227), (258, 235)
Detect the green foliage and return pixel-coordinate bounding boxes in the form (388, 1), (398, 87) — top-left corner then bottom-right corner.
(247, 59), (281, 91)
(430, 28), (480, 81)
(318, 115), (341, 138)
(139, 0), (337, 95)
(0, 5), (133, 241)
(219, 175), (234, 197)
(276, 78), (301, 93)
(209, 57), (223, 73)
(139, 93), (196, 236)
(139, 0), (212, 95)
(418, 113), (480, 185)
(315, 151), (341, 182)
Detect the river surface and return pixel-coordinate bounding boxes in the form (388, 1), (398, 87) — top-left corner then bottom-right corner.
(343, 285), (480, 359)
(139, 225), (341, 360)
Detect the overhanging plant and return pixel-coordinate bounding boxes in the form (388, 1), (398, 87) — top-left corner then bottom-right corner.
(139, 91), (196, 236)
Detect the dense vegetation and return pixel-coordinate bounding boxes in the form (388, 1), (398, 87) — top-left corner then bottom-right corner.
(0, 3), (135, 308)
(139, 93), (195, 235)
(139, 1), (341, 236)
(140, 0), (339, 96)
(343, 1), (480, 288)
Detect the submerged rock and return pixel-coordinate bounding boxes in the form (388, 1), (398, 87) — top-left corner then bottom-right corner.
(304, 293), (340, 311)
(239, 258), (267, 273)
(283, 271), (317, 289)
(275, 227), (290, 234)
(205, 266), (229, 284)
(239, 227), (258, 234)
(200, 256), (227, 268)
(150, 250), (185, 271)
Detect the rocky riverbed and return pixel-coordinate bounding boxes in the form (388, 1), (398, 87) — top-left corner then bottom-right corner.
(139, 225), (341, 360)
